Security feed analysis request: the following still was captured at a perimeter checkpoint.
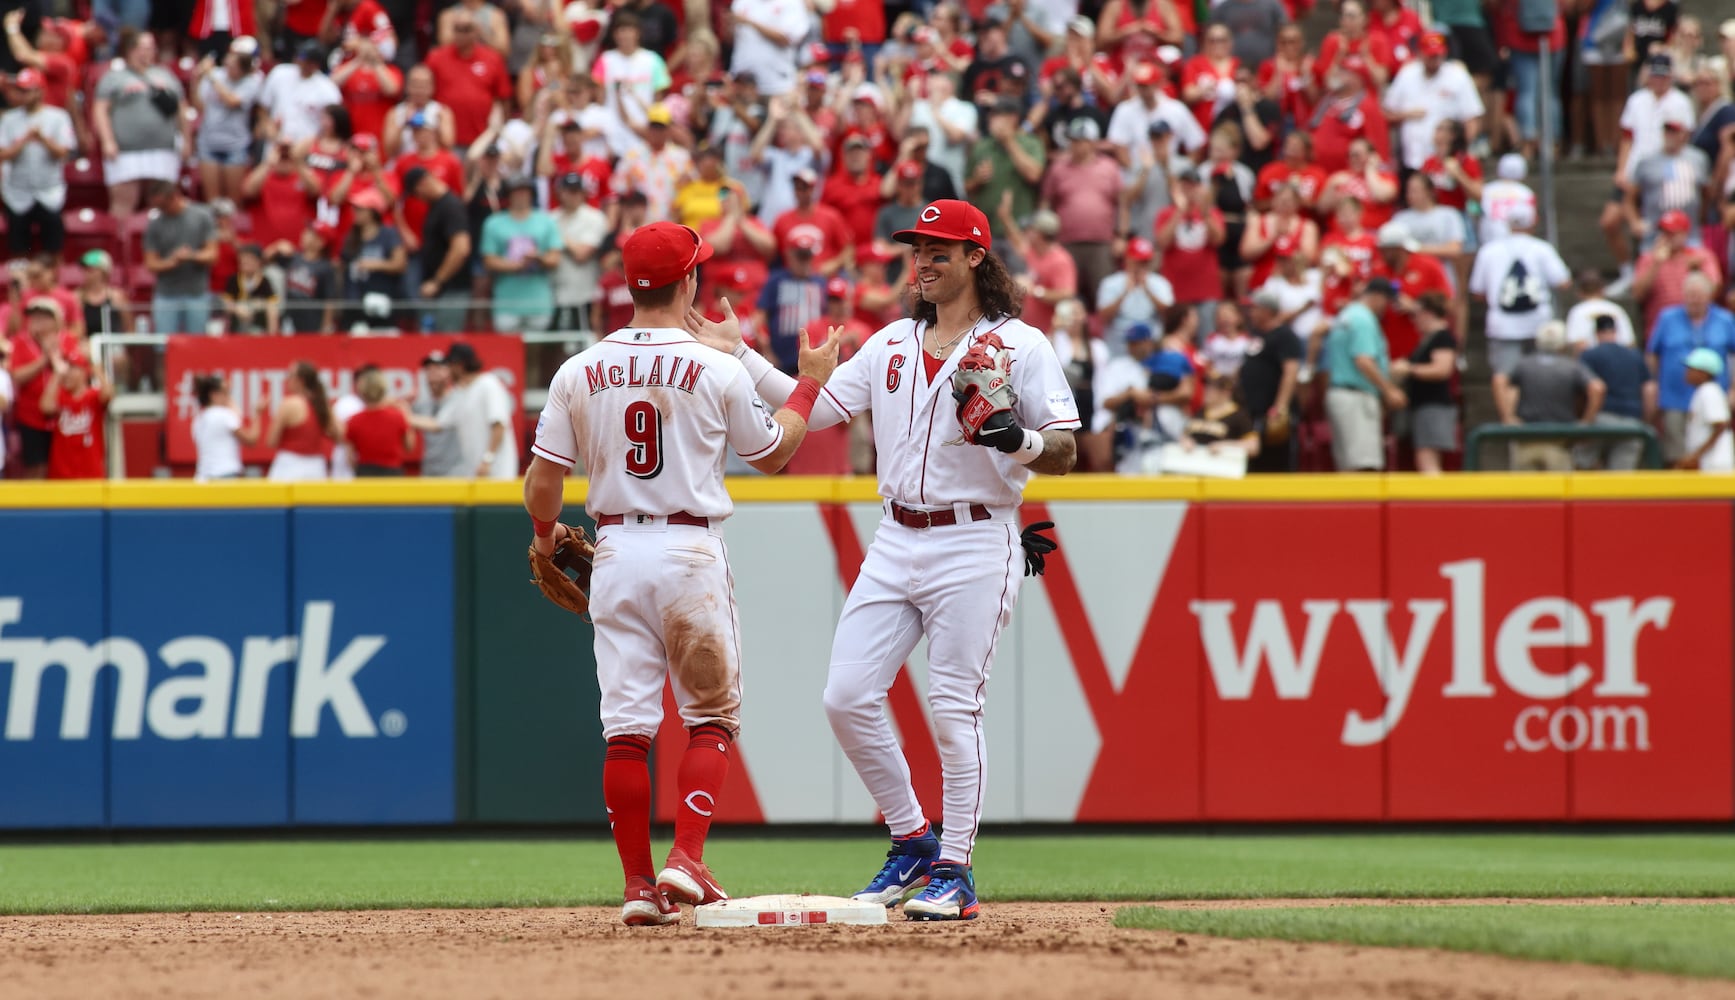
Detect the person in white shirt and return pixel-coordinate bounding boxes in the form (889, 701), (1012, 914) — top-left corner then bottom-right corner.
(1468, 201), (1571, 395)
(1255, 246), (1326, 359)
(1564, 268), (1637, 351)
(259, 40), (343, 144)
(592, 11), (671, 158)
(903, 73), (978, 201)
(447, 341), (519, 479)
(730, 0), (811, 98)
(191, 374), (262, 481)
(1381, 32), (1485, 171)
(1601, 53), (1696, 295)
(1681, 348), (1735, 472)
(1095, 237), (1177, 355)
(551, 171), (611, 330)
(1478, 153), (1537, 244)
(329, 366), (370, 481)
(1107, 62), (1206, 164)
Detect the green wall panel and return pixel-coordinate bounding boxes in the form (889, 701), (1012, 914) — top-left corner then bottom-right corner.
(469, 506), (606, 823)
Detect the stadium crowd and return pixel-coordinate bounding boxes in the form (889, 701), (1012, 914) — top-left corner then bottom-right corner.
(5, 0), (1735, 480)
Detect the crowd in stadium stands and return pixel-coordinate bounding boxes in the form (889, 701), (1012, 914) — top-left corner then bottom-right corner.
(6, 0), (1735, 479)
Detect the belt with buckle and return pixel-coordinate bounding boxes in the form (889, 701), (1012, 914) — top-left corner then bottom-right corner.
(596, 512), (710, 527)
(888, 502), (991, 529)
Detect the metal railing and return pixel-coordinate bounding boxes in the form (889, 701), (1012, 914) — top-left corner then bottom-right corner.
(1462, 422), (1666, 471)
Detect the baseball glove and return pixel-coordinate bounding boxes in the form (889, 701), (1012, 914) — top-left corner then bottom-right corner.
(952, 346), (1021, 449)
(528, 524), (596, 616)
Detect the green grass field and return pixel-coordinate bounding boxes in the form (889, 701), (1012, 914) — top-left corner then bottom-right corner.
(3, 832), (1735, 915)
(1117, 904), (1735, 980)
(7, 832), (1735, 980)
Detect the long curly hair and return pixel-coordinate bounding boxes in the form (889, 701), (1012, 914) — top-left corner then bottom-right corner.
(905, 245), (1025, 326)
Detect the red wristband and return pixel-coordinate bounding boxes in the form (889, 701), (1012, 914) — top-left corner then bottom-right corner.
(531, 516), (557, 538)
(784, 376), (821, 422)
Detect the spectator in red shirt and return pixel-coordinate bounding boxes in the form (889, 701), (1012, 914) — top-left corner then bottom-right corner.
(5, 298), (81, 478)
(1314, 0), (1395, 94)
(241, 138), (320, 255)
(343, 369), (414, 476)
(1041, 116), (1125, 308)
(1156, 167), (1227, 328)
(1181, 24), (1239, 135)
(698, 189), (777, 305)
(1242, 181), (1320, 289)
(822, 0), (886, 61)
(1374, 221), (1453, 359)
(330, 0), (399, 64)
(1420, 118), (1483, 213)
(1098, 0), (1186, 70)
(1318, 197), (1379, 318)
(1, 10), (78, 111)
(332, 38), (401, 145)
(998, 207), (1078, 335)
(1307, 67), (1391, 175)
(1318, 137), (1399, 235)
(1040, 17), (1123, 109)
(392, 113), (465, 258)
(1258, 22), (1317, 130)
(821, 135), (884, 253)
(424, 10), (511, 146)
(1366, 0), (1424, 67)
(281, 0), (330, 55)
(1255, 131), (1330, 213)
(41, 349), (111, 481)
(773, 168), (854, 277)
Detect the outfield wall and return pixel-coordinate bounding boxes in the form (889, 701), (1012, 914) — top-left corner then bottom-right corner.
(1, 475), (1731, 829)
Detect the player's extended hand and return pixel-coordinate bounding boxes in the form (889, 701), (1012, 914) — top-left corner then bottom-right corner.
(797, 326), (843, 384)
(685, 296), (744, 353)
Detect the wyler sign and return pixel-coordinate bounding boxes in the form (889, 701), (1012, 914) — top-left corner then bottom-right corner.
(1192, 501), (1733, 821)
(0, 507), (457, 830)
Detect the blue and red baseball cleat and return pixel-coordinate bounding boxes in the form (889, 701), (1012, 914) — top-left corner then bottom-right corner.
(851, 824), (940, 907)
(903, 862), (979, 921)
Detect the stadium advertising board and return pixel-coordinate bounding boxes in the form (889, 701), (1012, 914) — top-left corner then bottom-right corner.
(0, 492), (1726, 828)
(160, 335), (525, 466)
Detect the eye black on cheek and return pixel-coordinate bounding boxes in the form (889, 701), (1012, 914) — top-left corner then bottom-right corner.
(930, 254), (950, 264)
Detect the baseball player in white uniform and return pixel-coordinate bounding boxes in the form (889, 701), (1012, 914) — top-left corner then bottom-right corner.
(688, 199), (1080, 920)
(523, 220), (840, 927)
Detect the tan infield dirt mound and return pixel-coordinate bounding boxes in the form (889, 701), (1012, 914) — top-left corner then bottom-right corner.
(6, 902), (1735, 1000)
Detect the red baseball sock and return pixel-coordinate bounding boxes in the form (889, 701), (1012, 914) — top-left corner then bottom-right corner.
(604, 736), (654, 881)
(673, 724), (733, 861)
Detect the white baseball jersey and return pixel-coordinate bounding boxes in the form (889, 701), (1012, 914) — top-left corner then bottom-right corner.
(809, 316), (1082, 508)
(532, 327), (782, 518)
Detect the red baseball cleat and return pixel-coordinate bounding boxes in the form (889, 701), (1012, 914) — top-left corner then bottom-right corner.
(621, 876), (679, 926)
(656, 848), (729, 906)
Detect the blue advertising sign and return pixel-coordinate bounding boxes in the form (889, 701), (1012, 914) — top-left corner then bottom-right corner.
(289, 507), (456, 825)
(106, 509), (293, 827)
(0, 510), (108, 829)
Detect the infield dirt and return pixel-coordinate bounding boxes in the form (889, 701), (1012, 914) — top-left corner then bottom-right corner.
(7, 902), (1735, 1000)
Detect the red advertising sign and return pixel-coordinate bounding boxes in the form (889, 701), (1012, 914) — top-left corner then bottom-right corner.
(162, 335), (526, 466)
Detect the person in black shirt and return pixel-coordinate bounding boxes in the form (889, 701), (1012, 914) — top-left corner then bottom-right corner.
(1211, 66), (1282, 175)
(1032, 67), (1111, 154)
(1388, 291), (1459, 474)
(1182, 375), (1260, 456)
(1576, 313), (1657, 469)
(405, 165), (473, 333)
(962, 19), (1027, 114)
(1239, 287), (1303, 472)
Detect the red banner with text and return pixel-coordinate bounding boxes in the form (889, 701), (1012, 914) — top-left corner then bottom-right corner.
(162, 335), (526, 466)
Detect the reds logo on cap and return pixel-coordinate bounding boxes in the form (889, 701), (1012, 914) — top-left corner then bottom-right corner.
(895, 200), (993, 252)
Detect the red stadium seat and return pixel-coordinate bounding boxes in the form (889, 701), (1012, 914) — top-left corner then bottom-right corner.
(64, 156), (106, 212)
(124, 263), (156, 304)
(57, 263), (85, 288)
(61, 207), (118, 264)
(119, 212), (152, 269)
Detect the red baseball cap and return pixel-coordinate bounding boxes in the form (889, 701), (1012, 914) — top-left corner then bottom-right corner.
(1659, 210), (1692, 234)
(1419, 32), (1449, 57)
(569, 15), (603, 44)
(720, 265), (752, 289)
(896, 160), (923, 180)
(893, 199), (992, 250)
(1132, 61), (1161, 86)
(1127, 237), (1155, 261)
(311, 222), (340, 245)
(623, 220), (713, 288)
(351, 186), (389, 213)
(826, 276), (851, 298)
(352, 132), (378, 151)
(14, 68), (43, 90)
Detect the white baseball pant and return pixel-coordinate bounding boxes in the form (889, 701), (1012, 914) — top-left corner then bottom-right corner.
(591, 519), (745, 740)
(823, 515), (1023, 864)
